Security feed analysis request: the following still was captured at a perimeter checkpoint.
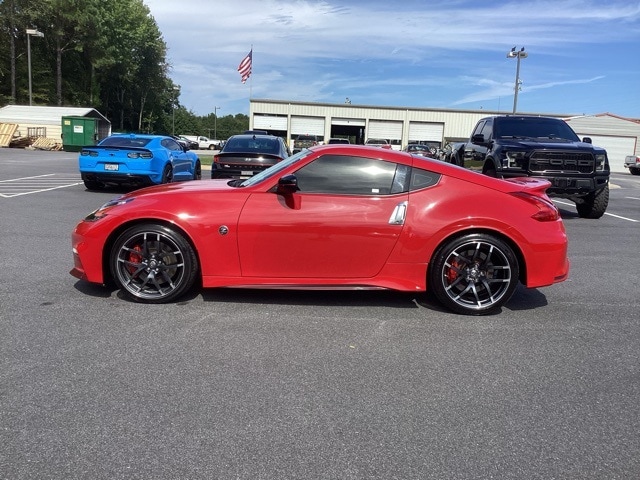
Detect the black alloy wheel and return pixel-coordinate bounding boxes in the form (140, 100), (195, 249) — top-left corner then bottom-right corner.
(110, 224), (198, 303)
(429, 233), (519, 315)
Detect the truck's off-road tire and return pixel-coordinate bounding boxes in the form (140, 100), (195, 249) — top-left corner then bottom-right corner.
(576, 184), (609, 219)
(630, 168), (640, 176)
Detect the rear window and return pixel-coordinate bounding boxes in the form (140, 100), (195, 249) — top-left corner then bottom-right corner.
(223, 136), (280, 154)
(100, 136), (152, 148)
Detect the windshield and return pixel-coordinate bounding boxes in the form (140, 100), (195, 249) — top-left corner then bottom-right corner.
(495, 118), (580, 141)
(238, 149), (313, 187)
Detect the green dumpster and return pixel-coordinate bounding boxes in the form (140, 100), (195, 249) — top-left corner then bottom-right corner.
(62, 116), (98, 152)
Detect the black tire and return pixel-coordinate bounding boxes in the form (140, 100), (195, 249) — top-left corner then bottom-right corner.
(429, 233), (520, 315)
(110, 223), (199, 303)
(575, 184), (609, 219)
(161, 164), (173, 184)
(630, 168), (640, 176)
(193, 160), (201, 180)
(83, 179), (103, 190)
(208, 144), (216, 150)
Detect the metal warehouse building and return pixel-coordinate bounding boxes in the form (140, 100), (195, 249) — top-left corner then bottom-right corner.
(249, 99), (640, 173)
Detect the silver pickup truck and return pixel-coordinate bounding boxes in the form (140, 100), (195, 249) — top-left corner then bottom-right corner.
(624, 155), (640, 175)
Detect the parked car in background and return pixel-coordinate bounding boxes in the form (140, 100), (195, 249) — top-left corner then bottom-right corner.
(177, 135), (198, 150)
(441, 142), (466, 165)
(624, 155), (640, 175)
(328, 138), (350, 144)
(182, 135), (221, 150)
(78, 134), (201, 190)
(72, 144), (569, 316)
(365, 138), (392, 149)
(292, 134), (320, 153)
(211, 133), (290, 179)
(403, 144), (433, 157)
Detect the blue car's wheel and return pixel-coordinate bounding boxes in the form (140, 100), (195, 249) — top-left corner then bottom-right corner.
(161, 164), (173, 184)
(193, 160), (201, 180)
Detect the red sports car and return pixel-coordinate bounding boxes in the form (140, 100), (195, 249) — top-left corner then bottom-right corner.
(71, 145), (569, 315)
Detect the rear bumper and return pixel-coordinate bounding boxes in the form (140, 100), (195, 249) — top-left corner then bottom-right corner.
(81, 172), (156, 187)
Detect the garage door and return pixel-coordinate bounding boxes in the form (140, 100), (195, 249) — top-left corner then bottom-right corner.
(408, 122), (444, 144)
(291, 116), (325, 137)
(577, 134), (637, 173)
(253, 114), (287, 131)
(367, 120), (403, 141)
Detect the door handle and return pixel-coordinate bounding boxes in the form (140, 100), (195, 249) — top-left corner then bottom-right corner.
(388, 201), (408, 225)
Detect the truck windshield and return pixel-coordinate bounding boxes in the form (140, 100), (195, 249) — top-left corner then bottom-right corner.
(495, 118), (580, 142)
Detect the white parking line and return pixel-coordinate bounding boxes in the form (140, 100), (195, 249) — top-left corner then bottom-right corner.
(553, 199), (639, 223)
(0, 174), (83, 198)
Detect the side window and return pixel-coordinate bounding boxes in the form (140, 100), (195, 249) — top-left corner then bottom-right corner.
(294, 155), (404, 195)
(410, 167), (441, 191)
(162, 139), (181, 151)
(480, 119), (493, 140)
(472, 120), (485, 137)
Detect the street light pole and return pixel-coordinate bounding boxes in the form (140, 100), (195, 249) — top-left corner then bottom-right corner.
(171, 86), (179, 134)
(26, 28), (44, 106)
(214, 106), (220, 140)
(507, 47), (528, 114)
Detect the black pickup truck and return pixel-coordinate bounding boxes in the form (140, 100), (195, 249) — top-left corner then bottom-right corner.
(456, 115), (610, 218)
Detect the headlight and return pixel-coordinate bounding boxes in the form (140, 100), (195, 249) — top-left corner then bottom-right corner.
(595, 154), (607, 171)
(85, 197), (134, 221)
(503, 151), (526, 168)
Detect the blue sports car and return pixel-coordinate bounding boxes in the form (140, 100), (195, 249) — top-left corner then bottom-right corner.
(79, 134), (201, 190)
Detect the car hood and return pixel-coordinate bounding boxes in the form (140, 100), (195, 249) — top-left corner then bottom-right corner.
(119, 178), (240, 199)
(500, 138), (605, 152)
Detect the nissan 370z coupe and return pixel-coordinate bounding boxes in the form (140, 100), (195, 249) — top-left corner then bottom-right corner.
(71, 144), (569, 315)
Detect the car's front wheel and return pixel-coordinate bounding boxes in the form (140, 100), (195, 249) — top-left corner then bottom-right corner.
(575, 184), (609, 219)
(110, 223), (199, 303)
(429, 233), (520, 315)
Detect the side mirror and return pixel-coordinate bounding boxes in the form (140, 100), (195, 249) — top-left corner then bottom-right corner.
(276, 174), (299, 195)
(582, 137), (592, 144)
(471, 133), (486, 145)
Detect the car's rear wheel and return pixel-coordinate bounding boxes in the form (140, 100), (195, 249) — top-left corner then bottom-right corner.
(429, 233), (519, 315)
(193, 160), (201, 180)
(110, 223), (199, 303)
(161, 164), (173, 184)
(630, 167), (640, 176)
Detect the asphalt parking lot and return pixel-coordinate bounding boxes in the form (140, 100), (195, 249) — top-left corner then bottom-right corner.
(2, 148), (640, 479)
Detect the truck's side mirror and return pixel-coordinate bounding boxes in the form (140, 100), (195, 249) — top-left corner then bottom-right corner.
(471, 133), (486, 145)
(582, 137), (592, 144)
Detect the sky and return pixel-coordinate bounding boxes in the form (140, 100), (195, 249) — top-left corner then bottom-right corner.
(143, 0), (640, 120)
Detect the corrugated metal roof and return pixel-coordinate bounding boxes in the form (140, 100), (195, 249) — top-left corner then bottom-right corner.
(0, 105), (109, 125)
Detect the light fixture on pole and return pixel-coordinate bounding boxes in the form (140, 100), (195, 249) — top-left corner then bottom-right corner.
(171, 86), (179, 134)
(26, 28), (44, 106)
(214, 106), (220, 141)
(507, 46), (527, 114)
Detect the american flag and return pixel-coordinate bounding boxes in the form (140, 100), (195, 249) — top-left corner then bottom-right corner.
(237, 49), (252, 84)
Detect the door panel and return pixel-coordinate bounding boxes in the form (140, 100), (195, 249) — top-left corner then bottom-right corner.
(237, 192), (408, 278)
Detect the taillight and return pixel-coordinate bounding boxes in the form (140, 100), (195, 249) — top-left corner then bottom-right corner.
(510, 191), (559, 222)
(214, 155), (220, 164)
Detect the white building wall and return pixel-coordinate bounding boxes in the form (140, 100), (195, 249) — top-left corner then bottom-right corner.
(250, 100), (640, 158)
